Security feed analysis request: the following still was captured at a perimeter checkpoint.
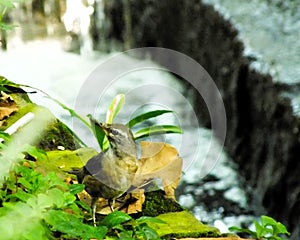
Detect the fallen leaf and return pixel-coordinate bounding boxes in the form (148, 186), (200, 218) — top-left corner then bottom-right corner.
(0, 92), (18, 120)
(134, 141), (183, 200)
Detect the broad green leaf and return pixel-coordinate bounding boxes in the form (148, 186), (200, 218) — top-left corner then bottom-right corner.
(261, 215), (278, 227)
(140, 224), (160, 240)
(37, 193), (54, 209)
(102, 211), (132, 228)
(9, 190), (31, 202)
(69, 184), (85, 195)
(63, 192), (77, 206)
(127, 110), (173, 128)
(274, 222), (290, 236)
(45, 210), (107, 239)
(106, 94), (125, 124)
(254, 219), (270, 238)
(47, 188), (65, 208)
(260, 215), (290, 236)
(134, 125), (183, 140)
(88, 115), (109, 151)
(119, 231), (134, 240)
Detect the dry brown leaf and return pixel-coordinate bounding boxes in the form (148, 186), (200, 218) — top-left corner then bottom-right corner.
(0, 92), (18, 120)
(0, 104), (18, 120)
(134, 141), (183, 200)
(126, 189), (145, 214)
(76, 189), (145, 215)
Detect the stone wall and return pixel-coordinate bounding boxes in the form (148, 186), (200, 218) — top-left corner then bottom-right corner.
(104, 0), (300, 238)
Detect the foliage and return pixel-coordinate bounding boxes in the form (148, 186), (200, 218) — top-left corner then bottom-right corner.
(0, 159), (107, 239)
(0, 141), (163, 239)
(229, 215), (290, 240)
(101, 211), (165, 240)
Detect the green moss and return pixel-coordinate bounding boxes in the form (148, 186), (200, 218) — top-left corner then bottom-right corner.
(35, 147), (98, 178)
(149, 211), (221, 239)
(47, 148), (97, 170)
(142, 190), (184, 216)
(37, 119), (84, 151)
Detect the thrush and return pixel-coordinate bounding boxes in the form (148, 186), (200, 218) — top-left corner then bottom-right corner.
(69, 121), (138, 224)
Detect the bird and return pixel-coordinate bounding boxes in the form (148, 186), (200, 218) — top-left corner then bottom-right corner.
(68, 121), (138, 224)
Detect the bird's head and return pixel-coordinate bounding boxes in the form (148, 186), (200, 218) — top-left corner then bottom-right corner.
(99, 122), (137, 157)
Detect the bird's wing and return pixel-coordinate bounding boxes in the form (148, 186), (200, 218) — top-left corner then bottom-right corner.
(85, 152), (105, 175)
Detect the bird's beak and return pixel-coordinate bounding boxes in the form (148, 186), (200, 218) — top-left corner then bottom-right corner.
(99, 122), (109, 136)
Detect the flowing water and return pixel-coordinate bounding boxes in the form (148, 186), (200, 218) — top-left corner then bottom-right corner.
(203, 0), (300, 116)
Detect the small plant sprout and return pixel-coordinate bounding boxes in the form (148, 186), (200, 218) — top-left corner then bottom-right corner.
(229, 215), (290, 240)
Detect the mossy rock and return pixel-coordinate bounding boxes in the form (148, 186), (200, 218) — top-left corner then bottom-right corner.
(37, 118), (84, 151)
(142, 190), (184, 216)
(36, 148), (98, 175)
(149, 211), (221, 239)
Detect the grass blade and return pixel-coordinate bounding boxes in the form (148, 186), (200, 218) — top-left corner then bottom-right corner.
(127, 110), (173, 128)
(134, 125), (183, 140)
(106, 94), (125, 124)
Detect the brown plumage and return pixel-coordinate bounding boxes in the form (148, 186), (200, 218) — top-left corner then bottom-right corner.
(69, 122), (138, 224)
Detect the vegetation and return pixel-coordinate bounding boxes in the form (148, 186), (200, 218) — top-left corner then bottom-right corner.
(0, 157), (163, 239)
(229, 215), (290, 240)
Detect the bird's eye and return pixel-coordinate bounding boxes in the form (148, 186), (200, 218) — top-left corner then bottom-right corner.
(110, 129), (119, 136)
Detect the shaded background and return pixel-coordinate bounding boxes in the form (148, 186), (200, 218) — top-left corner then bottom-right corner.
(1, 0), (300, 238)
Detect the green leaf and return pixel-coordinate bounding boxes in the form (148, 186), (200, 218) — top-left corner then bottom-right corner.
(75, 200), (92, 214)
(274, 222), (290, 236)
(69, 184), (85, 195)
(261, 216), (290, 236)
(24, 145), (47, 160)
(140, 224), (160, 240)
(136, 216), (166, 224)
(0, 22), (16, 31)
(228, 226), (257, 238)
(9, 190), (31, 202)
(127, 110), (173, 128)
(36, 193), (54, 209)
(102, 211), (132, 228)
(119, 231), (135, 240)
(63, 192), (76, 206)
(106, 94), (125, 124)
(88, 115), (109, 151)
(45, 210), (107, 239)
(46, 188), (65, 208)
(254, 219), (268, 238)
(18, 177), (33, 190)
(134, 125), (183, 140)
(261, 215), (278, 227)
